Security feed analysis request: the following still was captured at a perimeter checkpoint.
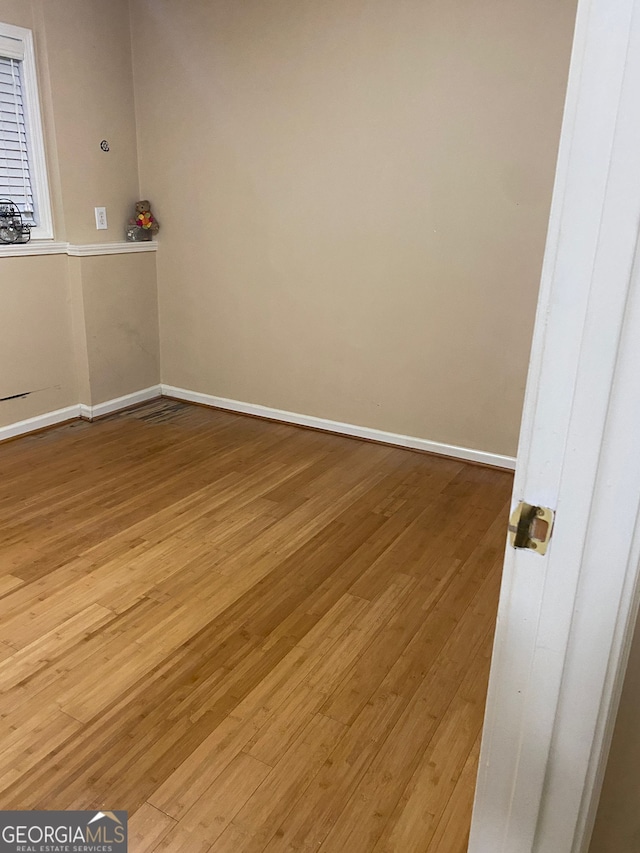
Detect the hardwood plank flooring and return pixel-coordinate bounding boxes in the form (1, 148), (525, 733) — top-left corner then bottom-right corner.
(0, 400), (513, 851)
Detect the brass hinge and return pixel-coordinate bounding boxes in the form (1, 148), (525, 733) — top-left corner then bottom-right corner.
(508, 502), (555, 555)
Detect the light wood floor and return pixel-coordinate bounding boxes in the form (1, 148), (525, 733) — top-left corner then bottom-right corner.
(0, 400), (512, 852)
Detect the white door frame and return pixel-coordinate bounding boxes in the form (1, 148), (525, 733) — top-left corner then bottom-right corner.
(469, 1), (640, 851)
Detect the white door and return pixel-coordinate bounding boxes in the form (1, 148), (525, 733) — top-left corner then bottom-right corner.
(468, 1), (640, 851)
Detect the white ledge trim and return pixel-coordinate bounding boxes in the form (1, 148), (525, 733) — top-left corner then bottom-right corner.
(67, 242), (158, 257)
(162, 385), (516, 470)
(0, 240), (158, 258)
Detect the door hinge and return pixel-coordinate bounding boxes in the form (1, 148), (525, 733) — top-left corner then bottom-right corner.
(508, 502), (555, 555)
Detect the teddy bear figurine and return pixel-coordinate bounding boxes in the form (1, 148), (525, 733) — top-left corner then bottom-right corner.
(126, 200), (159, 241)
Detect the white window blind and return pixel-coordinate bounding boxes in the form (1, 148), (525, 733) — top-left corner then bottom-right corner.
(0, 54), (34, 219)
(0, 22), (52, 239)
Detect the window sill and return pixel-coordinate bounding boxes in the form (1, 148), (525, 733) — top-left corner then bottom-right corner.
(0, 240), (158, 258)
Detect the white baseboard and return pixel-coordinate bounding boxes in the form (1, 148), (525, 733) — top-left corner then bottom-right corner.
(0, 384), (516, 469)
(0, 386), (162, 442)
(66, 242), (158, 257)
(79, 385), (162, 420)
(161, 384), (516, 470)
(0, 404), (80, 443)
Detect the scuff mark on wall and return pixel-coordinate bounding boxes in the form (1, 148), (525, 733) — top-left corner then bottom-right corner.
(0, 386), (56, 403)
(0, 392), (33, 402)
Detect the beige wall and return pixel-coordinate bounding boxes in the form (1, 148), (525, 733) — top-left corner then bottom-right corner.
(1, 0), (576, 450)
(40, 0), (140, 245)
(590, 616), (640, 853)
(131, 0), (576, 457)
(0, 256), (77, 427)
(0, 0), (140, 243)
(0, 0), (159, 426)
(76, 254), (160, 406)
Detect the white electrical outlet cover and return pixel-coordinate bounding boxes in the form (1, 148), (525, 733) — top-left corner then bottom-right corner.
(95, 207), (108, 230)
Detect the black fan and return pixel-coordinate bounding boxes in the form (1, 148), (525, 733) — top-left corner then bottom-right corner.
(0, 200), (31, 244)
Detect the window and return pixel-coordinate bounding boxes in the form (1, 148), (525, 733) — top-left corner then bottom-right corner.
(0, 22), (52, 239)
